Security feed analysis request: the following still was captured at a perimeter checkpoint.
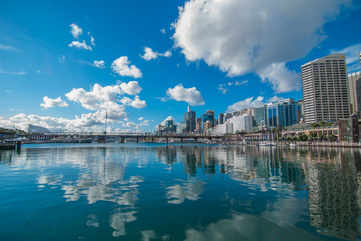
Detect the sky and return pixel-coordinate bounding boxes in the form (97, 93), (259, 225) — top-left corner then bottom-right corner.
(0, 0), (361, 132)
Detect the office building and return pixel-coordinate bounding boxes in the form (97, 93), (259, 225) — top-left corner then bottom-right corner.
(218, 113), (224, 125)
(195, 118), (202, 133)
(348, 72), (361, 114)
(158, 118), (177, 135)
(302, 54), (350, 123)
(265, 99), (301, 128)
(184, 105), (196, 133)
(202, 110), (215, 127)
(253, 106), (266, 127)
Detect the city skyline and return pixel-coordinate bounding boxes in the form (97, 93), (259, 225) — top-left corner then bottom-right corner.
(1, 0), (361, 132)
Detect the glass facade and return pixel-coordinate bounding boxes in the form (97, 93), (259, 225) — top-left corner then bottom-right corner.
(265, 99), (301, 128)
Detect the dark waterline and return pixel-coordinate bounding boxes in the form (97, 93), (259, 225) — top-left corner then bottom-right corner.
(0, 143), (360, 241)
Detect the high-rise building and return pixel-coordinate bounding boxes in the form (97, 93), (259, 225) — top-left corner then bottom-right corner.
(203, 120), (212, 135)
(184, 105), (196, 133)
(348, 72), (361, 114)
(265, 99), (301, 128)
(218, 113), (224, 125)
(158, 118), (177, 135)
(202, 110), (215, 127)
(196, 118), (202, 133)
(302, 54), (350, 123)
(253, 106), (266, 127)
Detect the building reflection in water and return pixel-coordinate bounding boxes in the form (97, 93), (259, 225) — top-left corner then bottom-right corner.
(2, 144), (361, 240)
(304, 149), (361, 240)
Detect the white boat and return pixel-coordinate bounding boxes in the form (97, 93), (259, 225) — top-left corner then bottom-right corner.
(289, 143), (296, 148)
(259, 141), (276, 147)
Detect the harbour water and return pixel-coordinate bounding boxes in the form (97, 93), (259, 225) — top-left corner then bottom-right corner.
(0, 143), (360, 241)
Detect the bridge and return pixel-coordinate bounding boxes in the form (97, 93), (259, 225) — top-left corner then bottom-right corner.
(25, 132), (229, 144)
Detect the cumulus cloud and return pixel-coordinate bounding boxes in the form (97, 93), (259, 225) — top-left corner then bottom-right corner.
(226, 95), (290, 113)
(141, 47), (172, 61)
(93, 60), (105, 69)
(111, 56), (142, 78)
(0, 112), (107, 132)
(166, 84), (205, 106)
(120, 96), (147, 109)
(70, 23), (83, 39)
(68, 40), (92, 51)
(258, 62), (301, 93)
(120, 81), (142, 95)
(226, 96), (264, 113)
(65, 81), (145, 119)
(40, 96), (68, 109)
(173, 0), (351, 92)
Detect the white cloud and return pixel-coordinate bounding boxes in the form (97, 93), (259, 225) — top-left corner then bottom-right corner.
(0, 69), (26, 75)
(160, 28), (166, 34)
(93, 60), (105, 69)
(40, 96), (68, 109)
(226, 95), (291, 113)
(138, 117), (144, 121)
(90, 36), (95, 46)
(217, 84), (228, 95)
(65, 81), (145, 119)
(258, 62), (301, 93)
(120, 81), (142, 95)
(166, 84), (205, 106)
(0, 112), (107, 132)
(141, 47), (172, 61)
(0, 43), (18, 52)
(173, 0), (351, 92)
(160, 116), (175, 126)
(68, 40), (92, 51)
(226, 96), (264, 113)
(331, 43), (361, 72)
(120, 96), (147, 109)
(129, 96), (146, 109)
(69, 23), (83, 39)
(218, 80), (248, 94)
(111, 56), (142, 78)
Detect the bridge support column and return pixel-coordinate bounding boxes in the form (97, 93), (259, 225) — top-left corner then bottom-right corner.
(136, 136), (139, 143)
(166, 137), (168, 144)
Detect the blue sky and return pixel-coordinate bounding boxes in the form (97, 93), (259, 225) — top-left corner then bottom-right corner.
(0, 0), (361, 132)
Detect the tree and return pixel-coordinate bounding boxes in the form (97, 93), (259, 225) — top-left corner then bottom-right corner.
(298, 133), (308, 142)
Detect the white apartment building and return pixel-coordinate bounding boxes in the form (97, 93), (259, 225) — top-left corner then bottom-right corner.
(302, 54), (350, 124)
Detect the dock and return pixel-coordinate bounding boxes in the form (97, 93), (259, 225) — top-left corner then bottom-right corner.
(0, 143), (15, 150)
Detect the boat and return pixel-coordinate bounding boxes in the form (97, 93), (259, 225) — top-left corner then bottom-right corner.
(259, 141), (276, 147)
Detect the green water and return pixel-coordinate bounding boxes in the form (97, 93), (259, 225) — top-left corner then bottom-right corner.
(0, 143), (360, 241)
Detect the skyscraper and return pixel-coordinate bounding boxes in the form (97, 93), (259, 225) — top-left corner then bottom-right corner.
(202, 110), (215, 127)
(253, 106), (266, 127)
(348, 52), (361, 115)
(218, 113), (224, 125)
(196, 117), (202, 133)
(348, 72), (361, 114)
(184, 105), (196, 133)
(302, 54), (350, 124)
